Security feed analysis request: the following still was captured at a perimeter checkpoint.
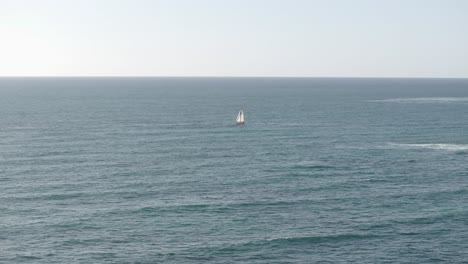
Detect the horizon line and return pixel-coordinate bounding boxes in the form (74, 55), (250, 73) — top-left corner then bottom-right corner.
(0, 76), (467, 80)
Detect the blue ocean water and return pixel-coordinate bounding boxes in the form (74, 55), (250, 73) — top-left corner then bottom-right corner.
(1, 77), (468, 263)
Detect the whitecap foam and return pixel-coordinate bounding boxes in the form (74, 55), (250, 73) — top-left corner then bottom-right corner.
(387, 143), (468, 151)
(266, 236), (292, 241)
(368, 97), (468, 103)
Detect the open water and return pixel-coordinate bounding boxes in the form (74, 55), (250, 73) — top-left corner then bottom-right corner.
(1, 77), (468, 263)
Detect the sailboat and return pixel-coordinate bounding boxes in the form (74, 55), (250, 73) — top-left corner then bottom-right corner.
(236, 110), (245, 125)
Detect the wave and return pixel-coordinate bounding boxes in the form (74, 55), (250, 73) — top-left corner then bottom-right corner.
(11, 255), (42, 261)
(130, 200), (298, 215)
(369, 97), (468, 103)
(387, 143), (468, 152)
(280, 161), (335, 171)
(197, 233), (380, 255)
(292, 161), (334, 170)
(262, 161), (335, 175)
(264, 233), (378, 244)
(394, 209), (468, 225)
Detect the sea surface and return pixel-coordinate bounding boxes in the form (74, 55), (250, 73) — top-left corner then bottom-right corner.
(1, 77), (468, 263)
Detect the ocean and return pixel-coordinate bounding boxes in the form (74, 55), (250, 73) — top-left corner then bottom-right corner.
(1, 77), (467, 263)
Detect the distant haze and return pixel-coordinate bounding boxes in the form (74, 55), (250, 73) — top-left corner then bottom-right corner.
(0, 0), (467, 78)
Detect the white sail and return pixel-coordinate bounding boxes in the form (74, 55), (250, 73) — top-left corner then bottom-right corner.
(236, 110), (244, 124)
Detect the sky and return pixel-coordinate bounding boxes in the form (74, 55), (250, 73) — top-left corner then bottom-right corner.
(0, 0), (467, 77)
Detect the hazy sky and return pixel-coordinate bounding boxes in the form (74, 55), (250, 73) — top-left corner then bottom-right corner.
(0, 0), (467, 77)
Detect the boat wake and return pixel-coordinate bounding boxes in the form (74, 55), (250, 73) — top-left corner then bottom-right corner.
(387, 143), (468, 152)
(368, 97), (468, 103)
